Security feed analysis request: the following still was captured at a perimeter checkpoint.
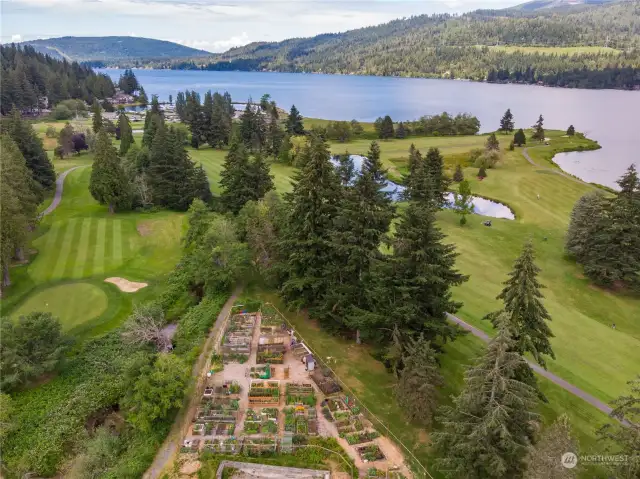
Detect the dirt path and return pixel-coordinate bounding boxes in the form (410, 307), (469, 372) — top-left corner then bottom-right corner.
(521, 147), (590, 186)
(40, 166), (84, 217)
(446, 313), (614, 416)
(143, 287), (242, 479)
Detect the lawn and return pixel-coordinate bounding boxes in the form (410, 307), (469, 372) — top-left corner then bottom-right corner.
(189, 146), (297, 195)
(10, 282), (108, 330)
(2, 155), (184, 340)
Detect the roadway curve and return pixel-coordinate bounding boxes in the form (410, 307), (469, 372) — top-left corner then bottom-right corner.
(40, 166), (85, 217)
(446, 313), (614, 416)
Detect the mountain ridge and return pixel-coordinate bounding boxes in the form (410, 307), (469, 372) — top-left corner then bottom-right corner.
(18, 36), (211, 63)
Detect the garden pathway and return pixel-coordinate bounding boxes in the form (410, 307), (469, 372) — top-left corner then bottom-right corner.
(446, 312), (614, 416)
(143, 288), (242, 479)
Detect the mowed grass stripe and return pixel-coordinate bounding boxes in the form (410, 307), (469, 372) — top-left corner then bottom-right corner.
(112, 220), (122, 265)
(93, 219), (106, 276)
(52, 218), (78, 279)
(72, 218), (92, 278)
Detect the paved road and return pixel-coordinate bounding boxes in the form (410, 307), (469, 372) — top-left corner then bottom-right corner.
(446, 313), (614, 416)
(521, 148), (590, 187)
(143, 288), (242, 479)
(39, 166), (84, 217)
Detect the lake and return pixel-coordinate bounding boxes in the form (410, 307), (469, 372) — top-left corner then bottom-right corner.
(101, 69), (640, 188)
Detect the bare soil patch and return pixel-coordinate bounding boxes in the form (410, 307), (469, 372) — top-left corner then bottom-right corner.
(105, 277), (148, 293)
(137, 221), (154, 237)
(179, 458), (201, 476)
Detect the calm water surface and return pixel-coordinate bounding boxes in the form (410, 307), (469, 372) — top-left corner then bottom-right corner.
(336, 155), (514, 220)
(101, 69), (640, 188)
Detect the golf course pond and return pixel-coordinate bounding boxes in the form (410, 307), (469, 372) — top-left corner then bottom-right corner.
(338, 155), (515, 220)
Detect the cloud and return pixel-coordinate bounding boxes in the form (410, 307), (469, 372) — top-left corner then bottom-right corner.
(168, 33), (250, 53)
(11, 34), (22, 42)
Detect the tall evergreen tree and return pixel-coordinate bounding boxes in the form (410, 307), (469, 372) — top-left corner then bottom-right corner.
(279, 134), (342, 308)
(433, 315), (539, 479)
(219, 134), (272, 214)
(366, 162), (466, 346)
(487, 240), (555, 368)
(266, 111), (284, 157)
(566, 125), (576, 136)
(379, 115), (394, 139)
(514, 128), (527, 146)
(209, 92), (232, 148)
(0, 135), (39, 292)
(147, 125), (195, 210)
(89, 130), (131, 213)
(500, 108), (515, 133)
(565, 191), (607, 261)
(321, 141), (395, 334)
(286, 104), (304, 135)
(426, 147), (450, 207)
(3, 108), (55, 193)
(596, 376), (640, 479)
(525, 414), (578, 479)
(91, 99), (103, 133)
(190, 164), (213, 205)
(142, 107), (164, 148)
(239, 99), (265, 151)
(277, 133), (293, 164)
(582, 165), (640, 289)
(250, 152), (275, 200)
(175, 91), (186, 121)
(531, 114), (545, 142)
(117, 110), (134, 156)
(395, 335), (443, 427)
(137, 86), (148, 107)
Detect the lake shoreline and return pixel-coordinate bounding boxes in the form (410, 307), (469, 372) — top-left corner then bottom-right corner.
(99, 68), (639, 188)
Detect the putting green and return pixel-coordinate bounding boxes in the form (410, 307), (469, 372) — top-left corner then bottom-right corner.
(11, 283), (109, 330)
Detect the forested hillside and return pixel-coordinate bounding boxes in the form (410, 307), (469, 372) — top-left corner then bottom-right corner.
(0, 44), (115, 114)
(21, 36), (210, 63)
(174, 0), (640, 89)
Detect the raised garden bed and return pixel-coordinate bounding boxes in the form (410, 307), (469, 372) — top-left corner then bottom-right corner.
(257, 350), (284, 364)
(242, 438), (278, 457)
(204, 438), (239, 454)
(358, 444), (385, 462)
(346, 431), (380, 445)
(285, 383), (316, 406)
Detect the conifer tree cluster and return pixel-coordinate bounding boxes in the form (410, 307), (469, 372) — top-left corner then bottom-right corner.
(117, 69), (139, 94)
(219, 134), (274, 214)
(0, 44), (115, 114)
(1, 108), (56, 194)
(566, 165), (640, 290)
(0, 135), (40, 294)
(90, 97), (211, 213)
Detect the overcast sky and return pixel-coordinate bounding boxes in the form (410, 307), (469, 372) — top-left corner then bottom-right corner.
(2, 0), (521, 53)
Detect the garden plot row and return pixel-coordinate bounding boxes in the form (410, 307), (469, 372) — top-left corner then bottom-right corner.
(222, 312), (257, 363)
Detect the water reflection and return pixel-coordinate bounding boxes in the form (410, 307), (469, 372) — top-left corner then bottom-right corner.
(335, 155), (515, 220)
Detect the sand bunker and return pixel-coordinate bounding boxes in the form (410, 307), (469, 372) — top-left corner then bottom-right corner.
(105, 277), (148, 293)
